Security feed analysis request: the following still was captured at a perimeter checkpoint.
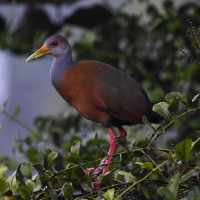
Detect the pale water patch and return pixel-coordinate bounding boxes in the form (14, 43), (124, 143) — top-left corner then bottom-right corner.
(0, 50), (67, 156)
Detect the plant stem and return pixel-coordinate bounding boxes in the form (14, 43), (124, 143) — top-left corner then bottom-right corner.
(0, 110), (33, 133)
(150, 107), (200, 147)
(139, 149), (167, 181)
(116, 160), (168, 199)
(162, 107), (200, 133)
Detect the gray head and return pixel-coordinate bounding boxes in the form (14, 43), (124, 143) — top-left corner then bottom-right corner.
(26, 35), (71, 61)
(44, 35), (70, 57)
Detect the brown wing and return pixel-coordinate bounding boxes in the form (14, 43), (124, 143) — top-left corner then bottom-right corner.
(90, 61), (153, 122)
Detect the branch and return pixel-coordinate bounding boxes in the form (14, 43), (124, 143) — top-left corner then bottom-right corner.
(149, 107), (200, 147)
(116, 160), (169, 199)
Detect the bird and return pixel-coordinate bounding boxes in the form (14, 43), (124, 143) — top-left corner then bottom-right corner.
(26, 34), (163, 187)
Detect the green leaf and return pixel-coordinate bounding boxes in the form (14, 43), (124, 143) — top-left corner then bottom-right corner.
(140, 185), (150, 200)
(135, 161), (143, 166)
(9, 106), (21, 120)
(65, 152), (81, 164)
(168, 99), (180, 115)
(166, 92), (187, 115)
(32, 174), (38, 181)
(26, 179), (42, 192)
(87, 171), (94, 190)
(0, 166), (7, 175)
(153, 102), (171, 120)
(192, 93), (200, 108)
(93, 132), (99, 146)
(118, 171), (134, 180)
(33, 164), (44, 175)
(142, 162), (153, 170)
(6, 170), (17, 189)
(0, 179), (8, 195)
(135, 161), (153, 170)
(41, 149), (52, 170)
(180, 169), (196, 183)
(25, 136), (32, 145)
(35, 191), (48, 200)
(94, 147), (104, 160)
(16, 164), (25, 186)
(47, 152), (58, 170)
(71, 165), (85, 179)
(102, 188), (115, 200)
(70, 140), (80, 155)
(20, 163), (32, 179)
(34, 178), (42, 192)
(19, 186), (31, 200)
(40, 172), (50, 183)
(157, 187), (174, 200)
(26, 179), (37, 191)
(157, 173), (180, 200)
(13, 106), (20, 116)
(26, 147), (42, 163)
(142, 115), (152, 127)
(166, 92), (187, 105)
(61, 183), (74, 200)
(100, 171), (113, 186)
(64, 164), (73, 178)
(168, 172), (180, 198)
(175, 139), (192, 162)
(18, 143), (24, 153)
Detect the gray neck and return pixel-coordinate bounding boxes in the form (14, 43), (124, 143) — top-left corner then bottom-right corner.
(50, 45), (73, 88)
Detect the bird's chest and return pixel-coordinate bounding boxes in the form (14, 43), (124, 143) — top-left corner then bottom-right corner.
(56, 71), (92, 108)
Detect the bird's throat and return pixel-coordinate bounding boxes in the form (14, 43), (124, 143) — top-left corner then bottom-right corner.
(50, 47), (73, 88)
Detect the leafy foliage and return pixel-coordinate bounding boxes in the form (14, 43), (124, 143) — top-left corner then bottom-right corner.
(0, 93), (200, 199)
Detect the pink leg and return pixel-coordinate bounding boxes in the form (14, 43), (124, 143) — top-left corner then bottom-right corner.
(89, 127), (127, 173)
(100, 128), (120, 173)
(102, 127), (127, 173)
(87, 127), (127, 188)
(88, 128), (120, 177)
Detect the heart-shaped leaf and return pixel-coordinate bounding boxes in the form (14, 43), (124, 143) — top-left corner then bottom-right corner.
(20, 162), (32, 179)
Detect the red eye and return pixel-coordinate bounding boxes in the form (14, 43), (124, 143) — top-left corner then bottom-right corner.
(52, 41), (59, 46)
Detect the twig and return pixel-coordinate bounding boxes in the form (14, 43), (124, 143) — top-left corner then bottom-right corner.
(138, 149), (167, 181)
(149, 107), (200, 148)
(116, 160), (169, 199)
(0, 110), (34, 133)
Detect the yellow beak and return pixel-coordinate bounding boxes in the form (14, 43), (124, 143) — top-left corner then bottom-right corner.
(26, 44), (51, 62)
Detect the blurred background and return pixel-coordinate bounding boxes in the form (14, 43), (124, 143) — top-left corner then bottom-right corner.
(0, 0), (200, 167)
